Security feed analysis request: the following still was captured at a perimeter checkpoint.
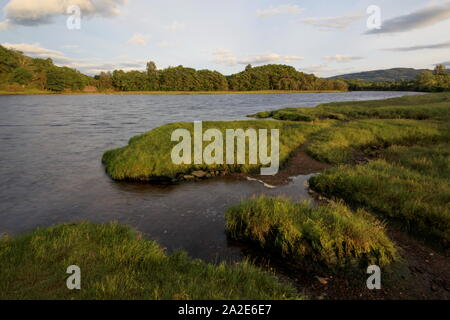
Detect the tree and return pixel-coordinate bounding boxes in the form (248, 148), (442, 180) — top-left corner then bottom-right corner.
(434, 64), (446, 76)
(11, 68), (32, 85)
(245, 64), (252, 72)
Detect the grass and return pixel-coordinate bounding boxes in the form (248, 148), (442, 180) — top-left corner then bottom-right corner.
(102, 120), (331, 181)
(225, 196), (398, 270)
(305, 119), (448, 164)
(309, 145), (450, 247)
(249, 92), (450, 121)
(0, 222), (299, 300)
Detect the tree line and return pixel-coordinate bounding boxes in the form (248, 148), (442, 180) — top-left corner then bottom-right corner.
(345, 65), (450, 92)
(0, 45), (346, 93)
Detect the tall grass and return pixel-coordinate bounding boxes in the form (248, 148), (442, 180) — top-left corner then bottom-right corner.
(309, 157), (450, 247)
(0, 222), (299, 300)
(306, 119), (448, 164)
(225, 196), (398, 270)
(250, 92), (450, 121)
(103, 120), (330, 181)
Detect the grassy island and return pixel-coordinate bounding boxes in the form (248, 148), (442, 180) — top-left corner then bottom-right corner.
(0, 222), (299, 300)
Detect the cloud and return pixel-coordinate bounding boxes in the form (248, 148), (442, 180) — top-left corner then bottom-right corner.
(157, 41), (174, 47)
(366, 3), (450, 34)
(1, 42), (146, 75)
(385, 40), (450, 51)
(324, 55), (364, 63)
(0, 0), (127, 28)
(257, 5), (303, 18)
(2, 42), (65, 56)
(213, 49), (233, 55)
(213, 52), (304, 66)
(165, 21), (186, 31)
(127, 33), (151, 46)
(301, 13), (364, 30)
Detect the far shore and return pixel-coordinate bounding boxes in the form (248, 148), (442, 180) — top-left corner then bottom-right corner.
(0, 89), (346, 96)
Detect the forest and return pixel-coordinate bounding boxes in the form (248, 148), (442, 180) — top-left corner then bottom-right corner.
(1, 44), (449, 93)
(0, 45), (346, 93)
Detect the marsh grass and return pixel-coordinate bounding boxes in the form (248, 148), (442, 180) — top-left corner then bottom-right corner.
(250, 92), (450, 121)
(102, 120), (331, 181)
(305, 119), (448, 164)
(225, 196), (398, 270)
(309, 147), (450, 247)
(0, 222), (299, 300)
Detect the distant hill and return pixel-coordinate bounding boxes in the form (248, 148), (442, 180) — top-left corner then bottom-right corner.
(329, 68), (448, 82)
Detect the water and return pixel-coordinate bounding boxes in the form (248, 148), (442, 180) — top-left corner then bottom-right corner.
(0, 91), (421, 261)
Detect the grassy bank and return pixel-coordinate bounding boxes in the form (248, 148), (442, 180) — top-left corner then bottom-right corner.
(102, 120), (331, 181)
(309, 144), (450, 247)
(306, 119), (448, 164)
(0, 89), (345, 96)
(225, 196), (398, 270)
(250, 92), (450, 121)
(0, 222), (299, 300)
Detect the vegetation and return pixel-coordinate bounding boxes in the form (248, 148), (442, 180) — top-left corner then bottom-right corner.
(102, 120), (331, 181)
(250, 92), (450, 122)
(0, 45), (346, 93)
(249, 92), (450, 249)
(330, 67), (436, 82)
(0, 222), (299, 300)
(0, 45), (93, 93)
(309, 153), (450, 247)
(340, 65), (450, 92)
(225, 196), (398, 270)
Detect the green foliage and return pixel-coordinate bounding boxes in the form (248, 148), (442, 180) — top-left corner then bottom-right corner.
(344, 67), (450, 92)
(12, 67), (32, 85)
(0, 222), (298, 300)
(309, 150), (450, 247)
(225, 197), (398, 269)
(306, 119), (447, 164)
(102, 120), (330, 181)
(228, 64), (348, 91)
(250, 92), (450, 122)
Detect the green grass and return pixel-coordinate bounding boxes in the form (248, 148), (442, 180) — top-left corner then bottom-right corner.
(249, 92), (450, 121)
(102, 120), (331, 181)
(309, 146), (450, 247)
(305, 119), (448, 164)
(0, 222), (299, 300)
(225, 196), (398, 270)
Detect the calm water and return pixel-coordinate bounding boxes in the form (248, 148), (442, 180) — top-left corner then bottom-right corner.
(0, 91), (421, 261)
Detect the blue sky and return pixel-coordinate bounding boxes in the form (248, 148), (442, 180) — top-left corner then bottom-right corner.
(0, 0), (449, 76)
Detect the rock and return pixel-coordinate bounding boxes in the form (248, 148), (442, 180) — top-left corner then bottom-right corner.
(315, 276), (329, 285)
(192, 170), (207, 178)
(183, 175), (195, 180)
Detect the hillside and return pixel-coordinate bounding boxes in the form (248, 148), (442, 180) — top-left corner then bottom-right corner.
(330, 68), (441, 82)
(0, 45), (347, 93)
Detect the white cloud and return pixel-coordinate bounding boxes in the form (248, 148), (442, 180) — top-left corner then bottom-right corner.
(301, 13), (364, 30)
(127, 33), (151, 46)
(213, 52), (304, 66)
(157, 41), (174, 47)
(1, 42), (147, 75)
(165, 21), (186, 31)
(366, 2), (450, 34)
(238, 53), (304, 65)
(257, 5), (303, 18)
(324, 55), (364, 63)
(0, 0), (127, 28)
(213, 49), (233, 55)
(2, 42), (65, 56)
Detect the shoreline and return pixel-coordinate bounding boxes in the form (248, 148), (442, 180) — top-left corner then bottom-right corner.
(0, 90), (347, 96)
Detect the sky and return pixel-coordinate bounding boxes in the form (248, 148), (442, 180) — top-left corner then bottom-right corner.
(0, 0), (449, 77)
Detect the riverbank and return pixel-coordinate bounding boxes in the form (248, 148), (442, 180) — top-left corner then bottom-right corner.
(99, 92), (449, 299)
(0, 89), (346, 96)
